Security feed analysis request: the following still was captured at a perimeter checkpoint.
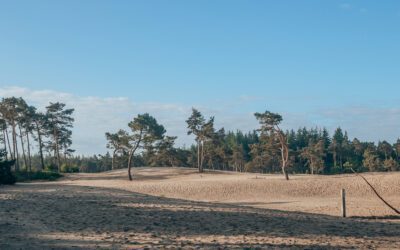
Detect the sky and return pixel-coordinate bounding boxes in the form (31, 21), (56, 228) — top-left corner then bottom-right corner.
(0, 1), (400, 155)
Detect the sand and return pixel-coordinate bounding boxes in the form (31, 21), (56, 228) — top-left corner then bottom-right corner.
(0, 167), (399, 249)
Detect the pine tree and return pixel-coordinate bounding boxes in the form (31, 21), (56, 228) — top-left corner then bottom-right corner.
(186, 108), (215, 173)
(126, 113), (165, 180)
(301, 139), (325, 174)
(45, 102), (75, 172)
(105, 130), (130, 170)
(0, 97), (21, 170)
(363, 146), (381, 172)
(32, 111), (47, 170)
(255, 110), (290, 180)
(383, 158), (399, 171)
(378, 141), (393, 160)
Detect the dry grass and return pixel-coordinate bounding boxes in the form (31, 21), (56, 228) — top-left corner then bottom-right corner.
(0, 167), (399, 249)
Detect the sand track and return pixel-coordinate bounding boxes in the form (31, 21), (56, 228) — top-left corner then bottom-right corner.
(0, 167), (399, 249)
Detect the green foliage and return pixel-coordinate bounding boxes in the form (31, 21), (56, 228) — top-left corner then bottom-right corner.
(15, 171), (62, 182)
(343, 161), (353, 170)
(45, 102), (75, 171)
(383, 158), (399, 171)
(0, 151), (16, 185)
(44, 163), (59, 172)
(186, 108), (206, 138)
(254, 111), (283, 131)
(129, 113), (166, 143)
(363, 147), (382, 172)
(300, 140), (326, 174)
(2, 96), (398, 177)
(60, 164), (79, 173)
(186, 108), (217, 172)
(0, 97), (75, 173)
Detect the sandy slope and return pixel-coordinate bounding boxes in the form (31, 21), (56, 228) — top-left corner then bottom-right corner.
(66, 167), (400, 217)
(0, 167), (399, 249)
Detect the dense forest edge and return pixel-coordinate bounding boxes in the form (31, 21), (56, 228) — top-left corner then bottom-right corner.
(0, 96), (399, 184)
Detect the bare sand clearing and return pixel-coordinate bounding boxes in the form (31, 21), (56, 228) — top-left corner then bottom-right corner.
(0, 167), (399, 249)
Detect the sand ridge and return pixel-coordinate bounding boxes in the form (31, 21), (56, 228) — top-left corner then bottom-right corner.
(65, 167), (400, 217)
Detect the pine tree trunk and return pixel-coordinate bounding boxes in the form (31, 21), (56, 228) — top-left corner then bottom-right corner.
(281, 145), (289, 180)
(127, 136), (142, 181)
(277, 131), (290, 181)
(2, 128), (7, 160)
(200, 141), (204, 173)
(282, 162), (289, 180)
(38, 136), (44, 169)
(56, 144), (61, 172)
(12, 122), (19, 171)
(127, 149), (134, 181)
(5, 127), (12, 160)
(112, 149), (117, 170)
(53, 127), (61, 172)
(197, 141), (201, 172)
(36, 123), (45, 170)
(63, 152), (67, 167)
(333, 152), (337, 168)
(26, 132), (32, 172)
(18, 125), (28, 171)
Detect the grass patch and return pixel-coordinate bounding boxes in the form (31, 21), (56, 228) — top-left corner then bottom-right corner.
(15, 171), (63, 182)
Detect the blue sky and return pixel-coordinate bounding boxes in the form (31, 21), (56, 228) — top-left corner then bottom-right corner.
(1, 1), (400, 154)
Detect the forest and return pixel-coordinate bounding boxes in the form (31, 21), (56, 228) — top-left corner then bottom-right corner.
(1, 96), (399, 183)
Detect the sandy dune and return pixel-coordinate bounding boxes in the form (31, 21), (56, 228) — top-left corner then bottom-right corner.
(0, 167), (399, 249)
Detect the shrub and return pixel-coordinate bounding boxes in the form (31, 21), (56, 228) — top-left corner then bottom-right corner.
(15, 171), (62, 182)
(0, 158), (16, 185)
(383, 158), (399, 171)
(44, 163), (58, 172)
(60, 164), (79, 173)
(0, 149), (16, 185)
(363, 148), (382, 172)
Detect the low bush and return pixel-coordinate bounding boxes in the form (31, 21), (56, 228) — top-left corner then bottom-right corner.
(60, 164), (79, 173)
(44, 163), (58, 172)
(0, 158), (16, 185)
(15, 171), (63, 182)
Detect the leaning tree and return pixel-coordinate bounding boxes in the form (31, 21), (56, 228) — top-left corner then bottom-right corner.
(126, 113), (165, 181)
(255, 110), (290, 180)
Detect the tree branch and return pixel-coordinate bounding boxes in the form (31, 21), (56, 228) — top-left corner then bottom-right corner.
(351, 168), (400, 215)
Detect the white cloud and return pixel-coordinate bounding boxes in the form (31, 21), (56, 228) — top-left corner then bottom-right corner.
(339, 3), (368, 14)
(313, 106), (400, 143)
(0, 86), (266, 154)
(0, 86), (137, 155)
(339, 3), (352, 10)
(1, 86), (399, 155)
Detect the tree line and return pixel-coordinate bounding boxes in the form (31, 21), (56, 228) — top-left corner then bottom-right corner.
(0, 97), (74, 173)
(1, 96), (399, 181)
(107, 108), (400, 180)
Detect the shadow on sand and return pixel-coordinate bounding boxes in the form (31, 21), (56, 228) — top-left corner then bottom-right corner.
(0, 181), (399, 249)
